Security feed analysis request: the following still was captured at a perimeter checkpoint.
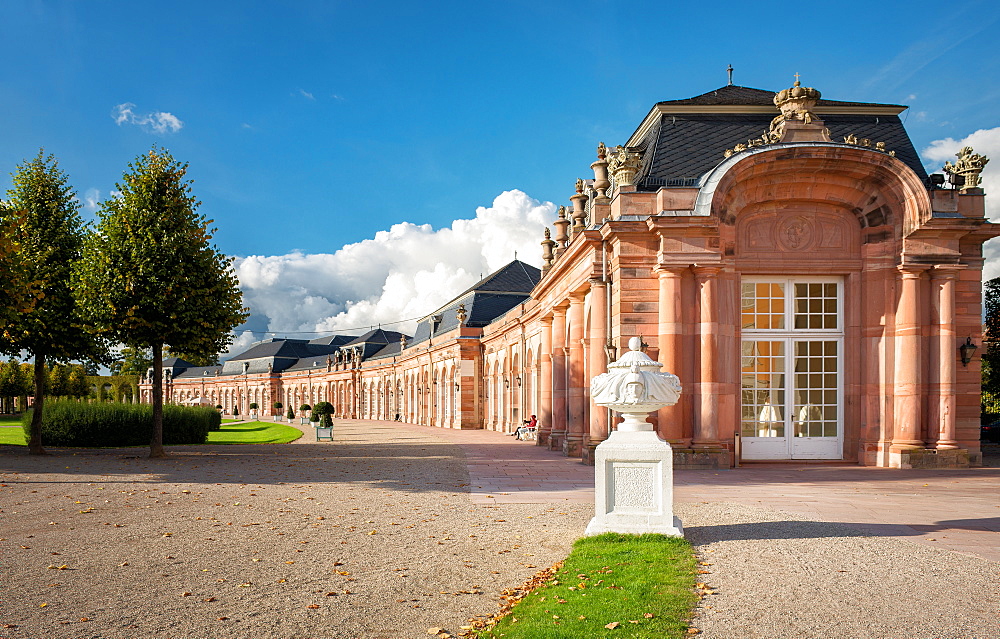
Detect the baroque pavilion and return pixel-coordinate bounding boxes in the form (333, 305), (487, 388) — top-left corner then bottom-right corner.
(142, 77), (996, 469)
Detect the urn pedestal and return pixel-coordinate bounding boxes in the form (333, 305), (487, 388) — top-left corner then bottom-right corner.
(585, 337), (684, 537)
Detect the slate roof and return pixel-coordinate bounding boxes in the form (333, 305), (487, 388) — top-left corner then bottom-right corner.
(654, 85), (904, 109)
(173, 365), (222, 379)
(631, 85), (926, 190)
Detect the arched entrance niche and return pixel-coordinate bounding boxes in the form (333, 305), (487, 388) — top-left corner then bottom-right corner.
(696, 144), (934, 463)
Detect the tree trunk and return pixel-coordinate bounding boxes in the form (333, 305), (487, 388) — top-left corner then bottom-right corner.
(150, 343), (166, 458)
(27, 353), (47, 455)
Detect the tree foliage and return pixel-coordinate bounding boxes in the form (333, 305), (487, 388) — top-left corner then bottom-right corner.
(110, 346), (153, 377)
(75, 148), (248, 457)
(982, 277), (1000, 416)
(1, 150), (107, 454)
(0, 207), (38, 335)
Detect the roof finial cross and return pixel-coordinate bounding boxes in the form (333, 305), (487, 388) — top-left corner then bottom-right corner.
(727, 64), (733, 86)
(793, 72), (801, 85)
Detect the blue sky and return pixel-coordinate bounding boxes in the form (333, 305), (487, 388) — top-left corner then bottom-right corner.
(2, 0), (999, 347)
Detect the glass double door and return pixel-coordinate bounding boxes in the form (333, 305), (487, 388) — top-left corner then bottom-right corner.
(740, 280), (843, 460)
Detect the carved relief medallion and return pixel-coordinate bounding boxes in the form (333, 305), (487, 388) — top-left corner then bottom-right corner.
(776, 215), (815, 251)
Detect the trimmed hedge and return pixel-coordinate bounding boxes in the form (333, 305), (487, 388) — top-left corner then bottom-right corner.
(22, 401), (220, 447)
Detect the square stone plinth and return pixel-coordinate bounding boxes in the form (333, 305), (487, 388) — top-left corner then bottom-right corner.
(585, 430), (683, 537)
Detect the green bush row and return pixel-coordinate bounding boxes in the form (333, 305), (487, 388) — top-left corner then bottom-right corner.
(22, 401), (221, 447)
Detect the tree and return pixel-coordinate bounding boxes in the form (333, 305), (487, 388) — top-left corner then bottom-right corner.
(0, 359), (31, 413)
(110, 346), (153, 377)
(76, 148), (248, 457)
(0, 207), (38, 335)
(983, 277), (1000, 416)
(0, 150), (106, 454)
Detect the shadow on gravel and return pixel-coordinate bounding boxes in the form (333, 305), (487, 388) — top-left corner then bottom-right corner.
(684, 519), (869, 544)
(684, 515), (1000, 545)
(0, 441), (477, 494)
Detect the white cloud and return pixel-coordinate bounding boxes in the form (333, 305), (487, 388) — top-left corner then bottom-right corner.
(298, 89), (315, 100)
(230, 189), (554, 350)
(77, 188), (101, 212)
(112, 102), (184, 134)
(921, 127), (1000, 280)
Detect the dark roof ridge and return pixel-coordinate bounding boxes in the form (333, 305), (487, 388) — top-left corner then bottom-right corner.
(654, 84), (906, 109)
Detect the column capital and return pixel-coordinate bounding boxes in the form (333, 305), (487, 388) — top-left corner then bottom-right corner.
(897, 263), (930, 278)
(588, 276), (607, 288)
(654, 264), (689, 277)
(692, 264), (724, 280)
(540, 315), (554, 327)
(930, 264), (966, 280)
(569, 289), (587, 302)
(552, 303), (569, 317)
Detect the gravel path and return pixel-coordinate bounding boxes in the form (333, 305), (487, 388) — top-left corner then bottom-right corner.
(2, 421), (998, 639)
(0, 421), (590, 639)
(679, 501), (1000, 639)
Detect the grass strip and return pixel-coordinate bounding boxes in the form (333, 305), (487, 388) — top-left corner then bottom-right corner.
(469, 533), (698, 638)
(205, 420), (303, 444)
(0, 417), (302, 446)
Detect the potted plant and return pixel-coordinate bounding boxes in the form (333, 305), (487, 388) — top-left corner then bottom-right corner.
(232, 405), (240, 418)
(249, 402), (258, 419)
(315, 410), (334, 441)
(299, 404), (311, 425)
(286, 405), (295, 421)
(273, 401), (283, 421)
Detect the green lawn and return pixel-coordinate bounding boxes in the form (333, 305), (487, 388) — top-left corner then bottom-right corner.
(0, 415), (25, 445)
(473, 533), (698, 639)
(0, 416), (302, 446)
(206, 420), (303, 444)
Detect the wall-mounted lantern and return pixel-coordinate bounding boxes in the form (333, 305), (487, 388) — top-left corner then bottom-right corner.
(960, 337), (978, 367)
(604, 338), (617, 363)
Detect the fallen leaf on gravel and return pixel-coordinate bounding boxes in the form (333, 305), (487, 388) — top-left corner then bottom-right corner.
(238, 582), (252, 587)
(202, 597), (216, 602)
(218, 617), (229, 621)
(307, 604), (320, 609)
(605, 621), (620, 629)
(427, 629), (442, 635)
(181, 592), (192, 597)
(79, 617), (89, 622)
(39, 602), (48, 608)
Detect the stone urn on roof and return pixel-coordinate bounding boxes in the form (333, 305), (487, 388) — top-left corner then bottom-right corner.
(585, 336), (684, 537)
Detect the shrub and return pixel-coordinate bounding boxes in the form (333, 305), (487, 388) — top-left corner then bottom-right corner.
(22, 400), (217, 447)
(313, 401), (332, 416)
(286, 406), (294, 420)
(299, 403), (311, 412)
(249, 402), (258, 410)
(321, 413), (332, 428)
(273, 401), (282, 411)
(232, 405), (240, 416)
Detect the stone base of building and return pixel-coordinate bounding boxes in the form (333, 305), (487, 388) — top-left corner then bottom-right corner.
(889, 447), (973, 469)
(563, 437), (583, 458)
(582, 443), (599, 466)
(672, 448), (731, 470)
(547, 434), (565, 452)
(536, 431), (551, 447)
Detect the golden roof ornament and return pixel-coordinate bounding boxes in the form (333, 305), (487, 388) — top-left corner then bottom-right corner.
(767, 74), (830, 144)
(607, 145), (642, 187)
(944, 146), (989, 191)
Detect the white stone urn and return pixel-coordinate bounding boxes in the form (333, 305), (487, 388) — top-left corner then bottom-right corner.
(585, 337), (684, 537)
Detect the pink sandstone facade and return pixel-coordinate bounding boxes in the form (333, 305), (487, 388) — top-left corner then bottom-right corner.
(143, 79), (996, 468)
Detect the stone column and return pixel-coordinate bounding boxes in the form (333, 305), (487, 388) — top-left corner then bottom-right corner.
(931, 266), (962, 449)
(549, 305), (568, 451)
(538, 315), (554, 446)
(655, 265), (689, 446)
(692, 266), (723, 448)
(892, 265), (928, 453)
(585, 278), (609, 463)
(564, 292), (587, 457)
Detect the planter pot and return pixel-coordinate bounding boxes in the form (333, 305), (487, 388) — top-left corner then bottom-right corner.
(314, 426), (333, 442)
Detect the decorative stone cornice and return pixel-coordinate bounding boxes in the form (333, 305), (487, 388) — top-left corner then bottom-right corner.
(944, 146), (989, 191)
(842, 134), (896, 157)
